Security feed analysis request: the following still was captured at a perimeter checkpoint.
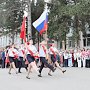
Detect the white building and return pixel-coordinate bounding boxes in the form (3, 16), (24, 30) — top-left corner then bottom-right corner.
(0, 32), (21, 48)
(66, 23), (90, 50)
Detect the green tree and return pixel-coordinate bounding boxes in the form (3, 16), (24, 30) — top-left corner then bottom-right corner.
(0, 0), (25, 43)
(48, 0), (90, 48)
(31, 0), (44, 43)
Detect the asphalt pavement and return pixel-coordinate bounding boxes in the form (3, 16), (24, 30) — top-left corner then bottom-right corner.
(0, 67), (90, 90)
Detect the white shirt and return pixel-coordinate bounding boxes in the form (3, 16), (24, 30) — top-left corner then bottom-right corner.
(76, 52), (81, 60)
(74, 53), (77, 60)
(26, 45), (37, 54)
(39, 46), (47, 57)
(68, 53), (72, 59)
(64, 53), (68, 59)
(18, 48), (24, 57)
(49, 47), (58, 54)
(8, 48), (19, 57)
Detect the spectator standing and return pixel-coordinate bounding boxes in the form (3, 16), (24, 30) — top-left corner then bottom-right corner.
(68, 51), (73, 67)
(77, 50), (82, 67)
(1, 48), (6, 68)
(63, 51), (68, 67)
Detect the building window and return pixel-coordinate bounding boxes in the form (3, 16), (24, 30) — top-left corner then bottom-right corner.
(87, 38), (90, 46)
(69, 40), (72, 47)
(83, 38), (86, 47)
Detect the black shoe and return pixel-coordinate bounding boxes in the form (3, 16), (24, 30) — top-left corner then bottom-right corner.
(18, 71), (22, 73)
(52, 68), (56, 72)
(26, 76), (30, 79)
(38, 74), (42, 77)
(8, 72), (11, 74)
(25, 68), (28, 71)
(48, 73), (52, 76)
(16, 72), (18, 74)
(38, 70), (41, 73)
(62, 70), (66, 73)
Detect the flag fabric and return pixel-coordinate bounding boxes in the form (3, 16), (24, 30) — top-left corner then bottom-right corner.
(20, 17), (26, 42)
(33, 9), (48, 34)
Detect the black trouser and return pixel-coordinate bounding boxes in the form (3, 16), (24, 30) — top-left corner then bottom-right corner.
(2, 58), (5, 68)
(18, 57), (23, 72)
(73, 60), (78, 67)
(86, 59), (90, 68)
(64, 59), (68, 67)
(39, 57), (54, 74)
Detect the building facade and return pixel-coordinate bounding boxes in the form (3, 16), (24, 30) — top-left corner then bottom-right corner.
(0, 32), (21, 48)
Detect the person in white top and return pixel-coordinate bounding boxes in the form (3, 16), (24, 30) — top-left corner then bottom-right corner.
(25, 39), (39, 79)
(85, 49), (90, 68)
(38, 41), (56, 77)
(81, 48), (86, 67)
(18, 44), (27, 73)
(76, 50), (82, 67)
(73, 50), (78, 67)
(48, 42), (66, 76)
(68, 51), (73, 67)
(63, 50), (69, 67)
(8, 44), (18, 74)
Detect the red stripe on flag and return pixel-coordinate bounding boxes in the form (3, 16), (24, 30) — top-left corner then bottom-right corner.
(40, 21), (48, 34)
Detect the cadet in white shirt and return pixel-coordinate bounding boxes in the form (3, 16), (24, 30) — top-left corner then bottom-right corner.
(48, 42), (66, 76)
(38, 41), (56, 77)
(26, 39), (38, 79)
(8, 44), (18, 74)
(18, 44), (27, 73)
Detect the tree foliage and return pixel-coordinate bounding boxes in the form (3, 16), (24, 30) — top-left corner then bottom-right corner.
(48, 0), (90, 44)
(0, 0), (90, 46)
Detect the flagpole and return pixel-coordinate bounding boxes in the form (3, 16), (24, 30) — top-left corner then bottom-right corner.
(38, 32), (40, 51)
(45, 29), (48, 48)
(44, 0), (48, 48)
(27, 0), (32, 39)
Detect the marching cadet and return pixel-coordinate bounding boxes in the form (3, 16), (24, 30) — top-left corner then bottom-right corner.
(48, 42), (66, 76)
(25, 39), (39, 79)
(38, 41), (56, 77)
(8, 44), (18, 74)
(18, 44), (27, 73)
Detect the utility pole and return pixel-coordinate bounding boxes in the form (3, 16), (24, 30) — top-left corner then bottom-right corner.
(27, 0), (32, 39)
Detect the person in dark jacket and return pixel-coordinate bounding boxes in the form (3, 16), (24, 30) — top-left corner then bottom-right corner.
(1, 49), (6, 68)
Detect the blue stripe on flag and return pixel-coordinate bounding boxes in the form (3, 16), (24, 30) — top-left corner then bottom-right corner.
(36, 20), (45, 32)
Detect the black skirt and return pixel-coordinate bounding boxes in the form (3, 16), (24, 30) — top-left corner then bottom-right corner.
(27, 54), (35, 63)
(9, 57), (14, 63)
(51, 55), (56, 63)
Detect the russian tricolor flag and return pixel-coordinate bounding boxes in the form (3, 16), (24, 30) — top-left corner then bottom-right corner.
(33, 9), (48, 34)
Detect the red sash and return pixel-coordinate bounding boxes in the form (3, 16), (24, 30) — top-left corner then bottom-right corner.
(27, 48), (39, 59)
(50, 47), (56, 58)
(42, 45), (46, 54)
(28, 48), (34, 56)
(21, 50), (25, 55)
(25, 59), (29, 64)
(5, 53), (10, 64)
(12, 51), (18, 59)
